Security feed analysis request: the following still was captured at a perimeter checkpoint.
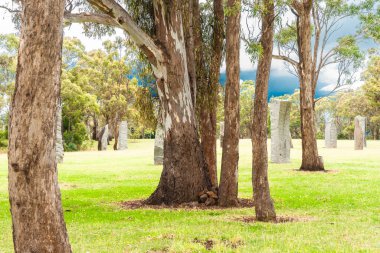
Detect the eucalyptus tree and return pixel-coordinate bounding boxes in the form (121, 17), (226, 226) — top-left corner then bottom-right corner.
(268, 0), (366, 171)
(359, 1), (380, 43)
(194, 0), (225, 188)
(7, 0), (71, 251)
(219, 0), (241, 207)
(64, 0), (212, 204)
(243, 0), (278, 221)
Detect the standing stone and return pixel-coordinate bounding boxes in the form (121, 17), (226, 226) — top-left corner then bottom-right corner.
(56, 102), (64, 163)
(288, 130), (293, 149)
(270, 100), (291, 163)
(325, 118), (337, 148)
(354, 116), (366, 150)
(154, 122), (164, 165)
(98, 125), (109, 151)
(117, 121), (128, 150)
(220, 122), (224, 148)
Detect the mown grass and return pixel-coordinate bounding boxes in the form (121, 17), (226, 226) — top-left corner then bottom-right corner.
(1, 139), (379, 252)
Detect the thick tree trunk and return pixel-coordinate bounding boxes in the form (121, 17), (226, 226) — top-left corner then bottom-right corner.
(145, 0), (211, 205)
(194, 0), (224, 187)
(219, 0), (241, 207)
(252, 0), (276, 222)
(296, 1), (324, 171)
(7, 0), (71, 252)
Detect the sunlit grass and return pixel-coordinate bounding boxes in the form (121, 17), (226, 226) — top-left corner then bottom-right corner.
(1, 139), (379, 252)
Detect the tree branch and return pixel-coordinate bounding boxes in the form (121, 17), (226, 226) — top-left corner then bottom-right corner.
(272, 54), (299, 67)
(86, 0), (164, 68)
(64, 12), (120, 27)
(0, 5), (19, 13)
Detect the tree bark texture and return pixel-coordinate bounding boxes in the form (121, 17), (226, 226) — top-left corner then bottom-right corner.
(194, 0), (224, 188)
(219, 0), (241, 207)
(86, 0), (212, 204)
(252, 0), (277, 222)
(294, 0), (324, 171)
(181, 0), (197, 105)
(145, 0), (211, 204)
(7, 0), (72, 252)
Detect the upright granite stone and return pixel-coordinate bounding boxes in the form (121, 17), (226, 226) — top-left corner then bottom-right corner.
(56, 102), (64, 163)
(220, 122), (224, 148)
(288, 130), (294, 149)
(154, 122), (164, 165)
(117, 121), (128, 150)
(98, 124), (109, 151)
(354, 116), (366, 150)
(325, 118), (337, 148)
(270, 100), (291, 163)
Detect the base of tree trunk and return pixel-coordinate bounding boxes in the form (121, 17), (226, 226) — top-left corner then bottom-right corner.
(218, 198), (239, 207)
(299, 167), (325, 171)
(256, 214), (277, 222)
(299, 157), (325, 171)
(144, 135), (211, 205)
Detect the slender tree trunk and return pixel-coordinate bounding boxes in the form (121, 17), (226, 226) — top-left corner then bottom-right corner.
(181, 0), (197, 105)
(252, 0), (276, 222)
(194, 0), (224, 188)
(145, 0), (211, 205)
(92, 116), (98, 140)
(296, 1), (324, 171)
(8, 0), (71, 252)
(219, 0), (241, 207)
(113, 125), (119, 150)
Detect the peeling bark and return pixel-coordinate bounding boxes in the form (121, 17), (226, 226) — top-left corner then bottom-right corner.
(8, 0), (71, 251)
(219, 0), (241, 207)
(252, 0), (276, 222)
(145, 0), (211, 204)
(86, 0), (212, 204)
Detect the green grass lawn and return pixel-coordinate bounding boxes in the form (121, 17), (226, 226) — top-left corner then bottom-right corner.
(1, 139), (379, 252)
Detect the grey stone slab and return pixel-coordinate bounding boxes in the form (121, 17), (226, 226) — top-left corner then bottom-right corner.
(98, 125), (109, 151)
(354, 116), (366, 150)
(154, 122), (164, 165)
(270, 100), (291, 163)
(56, 103), (64, 163)
(117, 121), (128, 150)
(325, 118), (337, 148)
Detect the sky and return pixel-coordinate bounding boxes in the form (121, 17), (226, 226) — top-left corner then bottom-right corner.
(0, 7), (376, 98)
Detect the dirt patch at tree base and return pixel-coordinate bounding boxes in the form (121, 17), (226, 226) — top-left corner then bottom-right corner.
(235, 215), (313, 223)
(292, 169), (340, 174)
(120, 198), (254, 210)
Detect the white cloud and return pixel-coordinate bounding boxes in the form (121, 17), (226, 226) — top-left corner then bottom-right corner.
(0, 12), (17, 34)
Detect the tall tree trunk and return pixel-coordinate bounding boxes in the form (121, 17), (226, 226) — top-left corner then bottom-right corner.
(195, 0), (224, 187)
(181, 0), (197, 105)
(113, 125), (119, 150)
(145, 0), (211, 205)
(252, 0), (276, 222)
(92, 115), (98, 140)
(295, 1), (324, 171)
(219, 0), (241, 207)
(7, 0), (71, 252)
(86, 0), (211, 204)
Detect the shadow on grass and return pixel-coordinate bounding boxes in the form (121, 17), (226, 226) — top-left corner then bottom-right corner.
(234, 215), (314, 223)
(120, 198), (254, 210)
